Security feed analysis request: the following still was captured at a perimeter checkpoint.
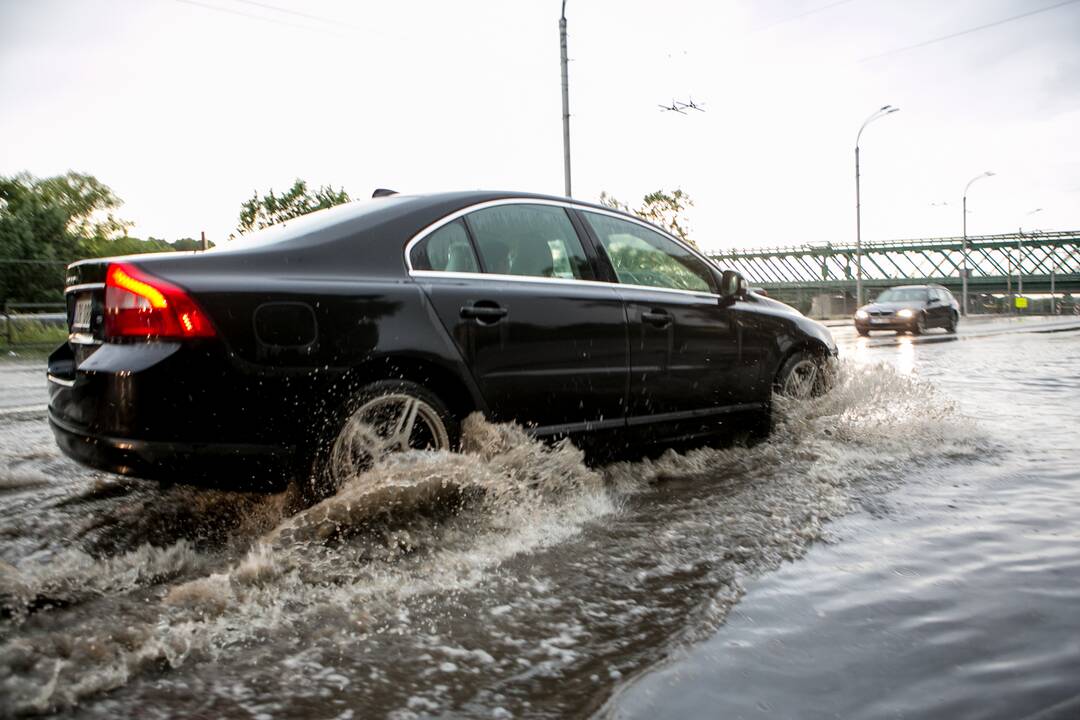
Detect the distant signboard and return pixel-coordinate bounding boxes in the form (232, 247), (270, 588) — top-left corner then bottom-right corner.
(1015, 296), (1028, 309)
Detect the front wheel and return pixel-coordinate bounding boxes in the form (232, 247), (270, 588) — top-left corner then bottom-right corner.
(312, 380), (457, 496)
(776, 352), (829, 399)
(946, 312), (958, 333)
(911, 312), (927, 335)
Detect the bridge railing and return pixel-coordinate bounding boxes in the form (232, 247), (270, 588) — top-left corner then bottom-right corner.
(706, 230), (1080, 317)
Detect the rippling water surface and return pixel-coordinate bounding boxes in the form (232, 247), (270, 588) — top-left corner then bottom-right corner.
(0, 325), (1077, 718)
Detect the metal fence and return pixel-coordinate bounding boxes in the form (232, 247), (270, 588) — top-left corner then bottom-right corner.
(1, 301), (67, 349)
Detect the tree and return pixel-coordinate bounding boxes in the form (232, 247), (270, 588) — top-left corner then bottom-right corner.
(0, 172), (131, 302)
(599, 188), (697, 248)
(237, 179), (350, 234)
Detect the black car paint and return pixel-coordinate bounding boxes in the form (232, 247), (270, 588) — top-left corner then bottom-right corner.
(48, 191), (836, 488)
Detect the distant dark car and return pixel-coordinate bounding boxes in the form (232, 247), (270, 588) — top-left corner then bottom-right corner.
(854, 284), (959, 336)
(48, 191), (836, 491)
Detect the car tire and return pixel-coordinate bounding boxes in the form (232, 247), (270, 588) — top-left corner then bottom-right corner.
(857, 327), (869, 337)
(946, 312), (958, 333)
(911, 313), (927, 335)
(775, 351), (828, 399)
(310, 379), (458, 498)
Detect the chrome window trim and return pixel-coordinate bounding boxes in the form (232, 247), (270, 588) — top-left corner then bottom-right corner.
(410, 270), (722, 301)
(403, 197), (726, 300)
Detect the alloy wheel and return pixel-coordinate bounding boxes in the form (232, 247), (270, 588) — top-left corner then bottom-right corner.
(781, 358), (820, 399)
(328, 392), (450, 483)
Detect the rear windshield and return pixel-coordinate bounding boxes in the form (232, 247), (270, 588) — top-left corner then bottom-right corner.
(209, 197), (411, 253)
(876, 288), (928, 302)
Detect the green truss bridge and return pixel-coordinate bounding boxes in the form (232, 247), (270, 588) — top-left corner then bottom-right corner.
(708, 230), (1080, 310)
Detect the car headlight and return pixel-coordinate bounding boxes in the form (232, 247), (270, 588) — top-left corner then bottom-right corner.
(855, 310), (869, 319)
(897, 308), (914, 318)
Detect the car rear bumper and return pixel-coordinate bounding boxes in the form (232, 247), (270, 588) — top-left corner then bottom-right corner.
(49, 409), (296, 489)
(47, 339), (319, 489)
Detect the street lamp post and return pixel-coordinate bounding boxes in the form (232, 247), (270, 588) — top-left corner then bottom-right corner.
(961, 171), (995, 316)
(854, 105), (899, 309)
(559, 0), (572, 198)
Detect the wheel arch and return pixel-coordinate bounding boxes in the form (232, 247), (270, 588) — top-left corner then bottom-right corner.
(335, 353), (483, 423)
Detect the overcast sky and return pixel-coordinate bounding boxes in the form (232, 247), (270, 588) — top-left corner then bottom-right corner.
(2, 0), (1078, 252)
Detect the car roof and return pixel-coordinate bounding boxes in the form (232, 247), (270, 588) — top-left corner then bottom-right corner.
(381, 190), (630, 217)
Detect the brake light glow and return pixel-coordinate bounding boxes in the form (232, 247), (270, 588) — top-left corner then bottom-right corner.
(104, 263), (215, 339)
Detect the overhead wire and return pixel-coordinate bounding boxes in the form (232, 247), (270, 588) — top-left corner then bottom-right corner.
(752, 0), (862, 33)
(171, 0), (346, 38)
(862, 0), (1080, 62)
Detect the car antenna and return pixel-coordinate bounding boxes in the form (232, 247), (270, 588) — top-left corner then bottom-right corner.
(372, 188), (398, 198)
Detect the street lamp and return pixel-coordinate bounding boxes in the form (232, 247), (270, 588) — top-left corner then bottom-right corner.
(559, 0), (571, 198)
(854, 104), (899, 308)
(961, 171), (995, 316)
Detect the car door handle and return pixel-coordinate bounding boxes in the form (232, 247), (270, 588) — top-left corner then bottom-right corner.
(460, 303), (508, 324)
(642, 309), (672, 327)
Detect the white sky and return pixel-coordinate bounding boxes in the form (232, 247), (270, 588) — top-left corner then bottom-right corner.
(1, 0), (1078, 252)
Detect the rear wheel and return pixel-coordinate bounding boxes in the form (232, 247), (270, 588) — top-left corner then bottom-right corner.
(312, 380), (457, 496)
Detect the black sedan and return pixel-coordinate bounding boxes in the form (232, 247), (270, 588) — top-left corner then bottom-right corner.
(48, 191), (837, 491)
(854, 284), (960, 336)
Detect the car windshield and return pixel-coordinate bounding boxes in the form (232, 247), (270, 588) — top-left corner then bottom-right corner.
(876, 288), (929, 302)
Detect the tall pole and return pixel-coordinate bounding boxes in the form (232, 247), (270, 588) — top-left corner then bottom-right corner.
(1017, 228), (1023, 311)
(560, 1), (572, 198)
(1006, 250), (1012, 313)
(962, 194), (968, 315)
(855, 144), (862, 308)
(854, 105), (899, 309)
(1015, 209), (1041, 315)
(1051, 262), (1057, 315)
(961, 171), (995, 316)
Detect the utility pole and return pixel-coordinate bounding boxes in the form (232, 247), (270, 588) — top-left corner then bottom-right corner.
(201, 230), (208, 251)
(1051, 262), (1057, 315)
(1006, 250), (1013, 314)
(560, 0), (572, 198)
(1017, 229), (1024, 311)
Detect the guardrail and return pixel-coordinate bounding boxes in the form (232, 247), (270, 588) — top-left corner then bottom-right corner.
(2, 301), (67, 349)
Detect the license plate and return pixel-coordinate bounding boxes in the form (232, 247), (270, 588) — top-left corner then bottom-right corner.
(871, 318), (888, 325)
(72, 297), (93, 330)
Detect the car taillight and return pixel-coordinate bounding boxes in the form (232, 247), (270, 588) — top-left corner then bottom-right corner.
(104, 262), (215, 339)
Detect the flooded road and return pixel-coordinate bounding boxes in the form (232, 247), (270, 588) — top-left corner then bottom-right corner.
(1, 317), (1078, 718)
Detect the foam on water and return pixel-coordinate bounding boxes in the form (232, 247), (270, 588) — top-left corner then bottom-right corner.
(0, 359), (991, 716)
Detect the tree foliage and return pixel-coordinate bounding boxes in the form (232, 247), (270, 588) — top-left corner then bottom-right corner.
(0, 172), (131, 302)
(599, 188), (697, 248)
(237, 179), (350, 235)
(0, 172), (203, 303)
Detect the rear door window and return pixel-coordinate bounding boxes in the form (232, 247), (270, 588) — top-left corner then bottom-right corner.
(581, 211), (714, 293)
(465, 204), (594, 280)
(410, 220), (479, 273)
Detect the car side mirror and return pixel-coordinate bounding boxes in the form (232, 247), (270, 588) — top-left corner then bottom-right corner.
(720, 270), (747, 299)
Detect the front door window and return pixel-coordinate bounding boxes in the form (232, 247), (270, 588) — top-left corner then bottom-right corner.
(580, 212), (714, 292)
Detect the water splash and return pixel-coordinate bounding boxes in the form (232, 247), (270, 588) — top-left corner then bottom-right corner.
(0, 359), (990, 716)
